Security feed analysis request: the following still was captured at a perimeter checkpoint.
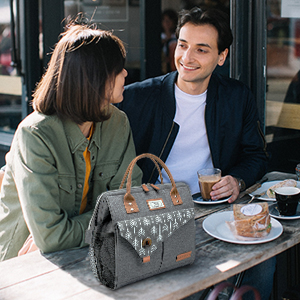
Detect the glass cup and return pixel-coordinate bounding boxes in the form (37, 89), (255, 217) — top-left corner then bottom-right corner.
(275, 186), (300, 216)
(197, 168), (221, 200)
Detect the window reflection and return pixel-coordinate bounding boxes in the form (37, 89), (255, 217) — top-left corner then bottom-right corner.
(65, 0), (141, 84)
(0, 25), (12, 75)
(266, 0), (300, 172)
(0, 0), (21, 132)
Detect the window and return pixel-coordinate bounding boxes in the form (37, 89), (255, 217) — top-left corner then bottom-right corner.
(64, 0), (141, 84)
(0, 0), (22, 133)
(266, 0), (300, 172)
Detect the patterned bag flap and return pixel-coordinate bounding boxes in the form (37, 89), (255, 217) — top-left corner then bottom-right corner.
(116, 208), (195, 259)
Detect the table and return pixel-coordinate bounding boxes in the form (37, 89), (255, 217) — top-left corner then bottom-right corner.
(0, 172), (299, 300)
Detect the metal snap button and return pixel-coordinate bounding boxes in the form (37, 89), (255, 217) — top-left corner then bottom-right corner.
(142, 237), (152, 248)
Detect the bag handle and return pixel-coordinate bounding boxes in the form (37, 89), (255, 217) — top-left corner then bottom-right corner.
(120, 153), (183, 214)
(119, 155), (163, 189)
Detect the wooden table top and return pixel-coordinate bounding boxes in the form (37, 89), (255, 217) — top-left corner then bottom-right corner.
(0, 172), (299, 300)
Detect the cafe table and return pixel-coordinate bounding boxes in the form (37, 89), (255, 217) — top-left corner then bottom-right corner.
(0, 171), (299, 300)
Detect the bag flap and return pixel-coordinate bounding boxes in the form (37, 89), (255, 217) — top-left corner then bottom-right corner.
(116, 208), (195, 258)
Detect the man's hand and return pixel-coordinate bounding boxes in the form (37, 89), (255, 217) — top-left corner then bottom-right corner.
(210, 175), (240, 203)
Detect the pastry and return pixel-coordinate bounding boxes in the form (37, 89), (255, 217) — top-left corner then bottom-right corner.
(266, 179), (297, 199)
(233, 202), (271, 238)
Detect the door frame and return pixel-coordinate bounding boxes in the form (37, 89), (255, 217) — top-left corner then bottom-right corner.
(230, 0), (267, 130)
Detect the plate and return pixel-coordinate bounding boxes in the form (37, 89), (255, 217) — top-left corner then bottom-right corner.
(249, 180), (300, 201)
(203, 211), (283, 244)
(269, 203), (300, 220)
(192, 193), (230, 205)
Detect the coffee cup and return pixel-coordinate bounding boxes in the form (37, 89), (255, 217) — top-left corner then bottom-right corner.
(275, 186), (300, 216)
(197, 168), (221, 200)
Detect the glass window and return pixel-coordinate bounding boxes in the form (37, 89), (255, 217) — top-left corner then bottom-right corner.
(0, 0), (22, 133)
(64, 0), (141, 84)
(266, 0), (300, 172)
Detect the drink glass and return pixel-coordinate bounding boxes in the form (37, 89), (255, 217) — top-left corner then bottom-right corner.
(275, 187), (300, 216)
(197, 168), (221, 200)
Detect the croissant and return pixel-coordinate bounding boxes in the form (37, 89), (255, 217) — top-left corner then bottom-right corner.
(266, 179), (297, 199)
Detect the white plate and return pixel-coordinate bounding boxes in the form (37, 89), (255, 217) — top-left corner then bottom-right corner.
(192, 193), (230, 205)
(203, 211), (283, 244)
(269, 203), (300, 220)
(249, 180), (300, 201)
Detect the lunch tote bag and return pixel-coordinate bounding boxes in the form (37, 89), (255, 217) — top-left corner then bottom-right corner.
(85, 153), (196, 289)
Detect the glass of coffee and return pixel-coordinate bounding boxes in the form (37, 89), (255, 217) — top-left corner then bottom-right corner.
(197, 168), (221, 200)
(275, 186), (300, 216)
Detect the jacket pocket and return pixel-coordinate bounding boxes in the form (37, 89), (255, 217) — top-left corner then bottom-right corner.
(58, 175), (76, 213)
(92, 161), (119, 192)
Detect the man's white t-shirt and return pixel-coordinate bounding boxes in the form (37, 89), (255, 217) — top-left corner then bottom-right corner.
(159, 84), (214, 195)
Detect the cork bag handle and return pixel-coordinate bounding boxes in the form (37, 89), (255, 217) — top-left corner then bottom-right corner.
(120, 153), (183, 214)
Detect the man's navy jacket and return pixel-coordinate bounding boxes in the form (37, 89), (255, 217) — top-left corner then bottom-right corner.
(118, 71), (268, 189)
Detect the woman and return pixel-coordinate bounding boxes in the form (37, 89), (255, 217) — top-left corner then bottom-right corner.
(0, 20), (142, 261)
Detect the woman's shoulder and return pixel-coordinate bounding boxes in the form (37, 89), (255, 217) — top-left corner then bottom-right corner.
(96, 105), (130, 141)
(104, 105), (129, 126)
(19, 111), (62, 129)
(17, 112), (64, 139)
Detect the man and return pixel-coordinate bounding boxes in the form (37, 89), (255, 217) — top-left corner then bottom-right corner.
(118, 7), (273, 299)
(118, 7), (268, 203)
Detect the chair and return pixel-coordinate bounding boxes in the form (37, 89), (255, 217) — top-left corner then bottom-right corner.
(207, 281), (261, 300)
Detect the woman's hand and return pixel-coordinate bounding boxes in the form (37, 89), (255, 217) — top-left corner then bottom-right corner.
(18, 234), (38, 256)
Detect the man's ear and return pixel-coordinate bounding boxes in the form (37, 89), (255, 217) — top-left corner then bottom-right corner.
(218, 48), (228, 67)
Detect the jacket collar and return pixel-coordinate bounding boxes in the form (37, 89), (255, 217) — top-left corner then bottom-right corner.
(162, 71), (220, 113)
(206, 73), (220, 105)
(62, 118), (101, 153)
(161, 71), (178, 120)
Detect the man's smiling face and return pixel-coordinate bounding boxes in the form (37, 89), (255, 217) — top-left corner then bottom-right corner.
(175, 22), (228, 95)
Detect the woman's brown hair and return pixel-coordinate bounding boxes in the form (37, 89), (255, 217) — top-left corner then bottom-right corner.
(32, 21), (126, 124)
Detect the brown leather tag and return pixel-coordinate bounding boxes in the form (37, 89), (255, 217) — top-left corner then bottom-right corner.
(143, 256), (150, 263)
(176, 251), (192, 262)
(142, 184), (150, 192)
(150, 183), (160, 191)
